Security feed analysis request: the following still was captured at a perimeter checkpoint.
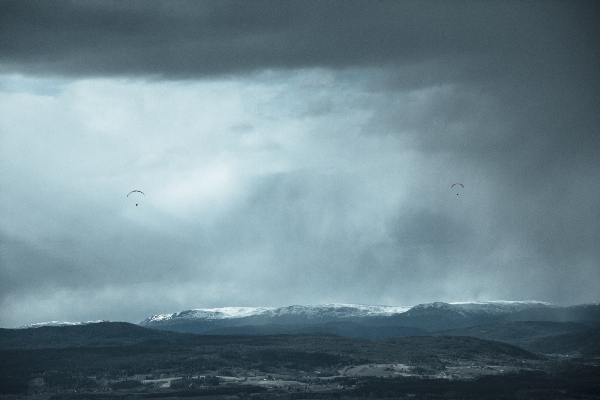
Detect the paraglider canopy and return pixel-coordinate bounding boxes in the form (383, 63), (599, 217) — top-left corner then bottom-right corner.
(127, 190), (145, 206)
(451, 183), (464, 195)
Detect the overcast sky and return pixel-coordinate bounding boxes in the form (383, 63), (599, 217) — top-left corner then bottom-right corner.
(1, 0), (599, 328)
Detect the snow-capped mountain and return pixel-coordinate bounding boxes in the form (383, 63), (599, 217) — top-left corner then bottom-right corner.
(404, 300), (552, 317)
(140, 304), (410, 326)
(269, 304), (411, 318)
(20, 320), (108, 329)
(142, 307), (276, 324)
(138, 301), (563, 334)
(17, 301), (599, 337)
(391, 301), (555, 331)
(450, 300), (551, 315)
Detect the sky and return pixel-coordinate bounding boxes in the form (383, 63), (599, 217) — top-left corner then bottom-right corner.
(1, 0), (599, 328)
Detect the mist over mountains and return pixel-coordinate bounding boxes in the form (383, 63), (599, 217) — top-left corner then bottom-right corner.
(20, 301), (600, 335)
(136, 301), (600, 336)
(17, 301), (599, 348)
(6, 300), (600, 363)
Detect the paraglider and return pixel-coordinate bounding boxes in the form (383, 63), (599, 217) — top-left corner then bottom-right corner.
(127, 190), (145, 206)
(451, 183), (464, 195)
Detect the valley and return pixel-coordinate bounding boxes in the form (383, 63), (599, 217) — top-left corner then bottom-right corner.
(1, 325), (599, 399)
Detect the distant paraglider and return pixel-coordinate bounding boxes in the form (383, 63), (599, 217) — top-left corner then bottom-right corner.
(451, 183), (464, 195)
(127, 190), (145, 206)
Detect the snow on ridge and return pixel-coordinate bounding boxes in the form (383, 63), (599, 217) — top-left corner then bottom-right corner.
(449, 300), (551, 306)
(183, 307), (275, 319)
(406, 300), (552, 316)
(276, 304), (411, 317)
(143, 313), (176, 323)
(142, 307), (275, 323)
(409, 302), (456, 311)
(142, 304), (410, 324)
(448, 300), (551, 315)
(20, 320), (108, 329)
(141, 301), (556, 324)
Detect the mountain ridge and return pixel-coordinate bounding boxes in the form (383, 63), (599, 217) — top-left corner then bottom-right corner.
(17, 301), (600, 335)
(140, 301), (549, 325)
(140, 303), (413, 325)
(138, 301), (578, 334)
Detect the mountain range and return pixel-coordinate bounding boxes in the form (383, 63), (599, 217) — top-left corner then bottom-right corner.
(4, 302), (600, 399)
(20, 301), (600, 335)
(137, 301), (600, 337)
(6, 300), (600, 359)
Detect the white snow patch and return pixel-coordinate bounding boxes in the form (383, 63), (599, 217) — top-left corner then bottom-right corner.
(20, 320), (108, 329)
(142, 307), (275, 323)
(270, 304), (410, 317)
(448, 300), (551, 315)
(141, 304), (410, 324)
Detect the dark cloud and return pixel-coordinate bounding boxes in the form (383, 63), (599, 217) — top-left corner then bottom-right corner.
(1, 0), (597, 81)
(367, 76), (600, 303)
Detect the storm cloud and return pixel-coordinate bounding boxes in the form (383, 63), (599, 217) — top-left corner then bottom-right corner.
(1, 0), (599, 328)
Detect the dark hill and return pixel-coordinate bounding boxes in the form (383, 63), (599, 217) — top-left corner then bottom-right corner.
(0, 322), (538, 363)
(0, 322), (188, 349)
(377, 335), (538, 361)
(0, 331), (538, 381)
(526, 327), (600, 357)
(432, 321), (589, 348)
(202, 321), (428, 338)
(355, 304), (500, 331)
